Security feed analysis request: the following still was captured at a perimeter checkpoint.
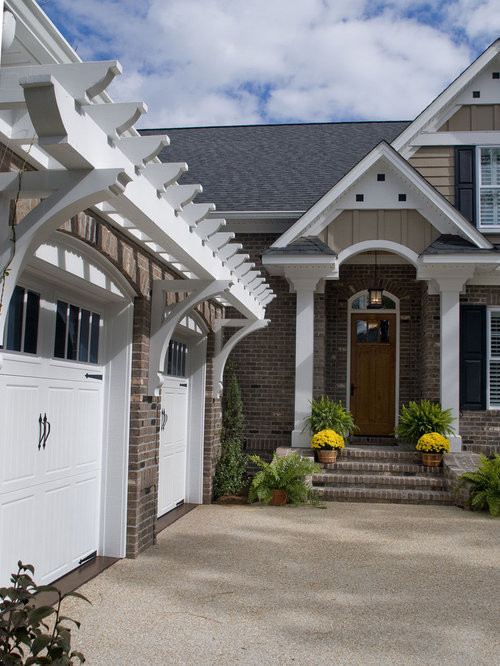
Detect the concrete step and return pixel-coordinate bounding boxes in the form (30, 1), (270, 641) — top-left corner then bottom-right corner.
(313, 471), (446, 490)
(316, 486), (454, 505)
(326, 460), (443, 476)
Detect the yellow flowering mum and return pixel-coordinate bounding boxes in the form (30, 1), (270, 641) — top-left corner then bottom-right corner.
(311, 429), (345, 451)
(416, 432), (450, 454)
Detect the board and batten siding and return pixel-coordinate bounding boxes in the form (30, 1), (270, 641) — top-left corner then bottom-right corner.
(439, 104), (500, 132)
(408, 146), (455, 205)
(319, 209), (439, 255)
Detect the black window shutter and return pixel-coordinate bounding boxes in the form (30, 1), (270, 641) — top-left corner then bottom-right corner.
(455, 146), (475, 225)
(460, 304), (486, 410)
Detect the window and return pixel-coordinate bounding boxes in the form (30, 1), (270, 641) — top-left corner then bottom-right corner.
(477, 147), (500, 227)
(489, 311), (500, 407)
(54, 300), (101, 363)
(1, 285), (40, 354)
(167, 339), (188, 377)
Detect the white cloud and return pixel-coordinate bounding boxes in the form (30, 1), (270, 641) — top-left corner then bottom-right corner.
(42, 0), (498, 128)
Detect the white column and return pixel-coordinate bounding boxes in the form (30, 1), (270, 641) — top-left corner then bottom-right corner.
(437, 279), (464, 452)
(289, 278), (320, 447)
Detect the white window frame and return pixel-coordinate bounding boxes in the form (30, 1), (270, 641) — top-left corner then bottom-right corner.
(476, 145), (500, 230)
(487, 308), (500, 409)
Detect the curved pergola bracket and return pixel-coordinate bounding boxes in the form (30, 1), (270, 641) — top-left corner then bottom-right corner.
(148, 279), (232, 395)
(213, 318), (270, 398)
(0, 168), (129, 365)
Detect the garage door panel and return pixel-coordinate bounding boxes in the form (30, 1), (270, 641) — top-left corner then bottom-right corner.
(38, 481), (74, 583)
(70, 475), (99, 566)
(43, 386), (74, 479)
(75, 387), (102, 470)
(158, 380), (188, 518)
(0, 490), (39, 585)
(0, 381), (40, 493)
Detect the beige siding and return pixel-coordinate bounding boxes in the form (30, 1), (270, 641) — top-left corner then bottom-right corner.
(439, 104), (500, 131)
(409, 146), (455, 204)
(325, 209), (439, 255)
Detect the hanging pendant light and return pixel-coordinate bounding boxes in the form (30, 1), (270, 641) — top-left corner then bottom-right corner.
(368, 251), (383, 309)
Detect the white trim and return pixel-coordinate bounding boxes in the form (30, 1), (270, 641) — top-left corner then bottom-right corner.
(411, 131), (500, 147)
(338, 241), (420, 268)
(346, 291), (400, 432)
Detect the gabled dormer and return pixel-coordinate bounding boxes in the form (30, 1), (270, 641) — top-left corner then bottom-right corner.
(392, 39), (500, 237)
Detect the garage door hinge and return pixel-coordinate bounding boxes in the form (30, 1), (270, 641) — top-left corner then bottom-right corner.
(85, 373), (103, 380)
(79, 551), (97, 565)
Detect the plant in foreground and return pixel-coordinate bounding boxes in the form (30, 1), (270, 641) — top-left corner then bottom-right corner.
(310, 429), (345, 451)
(457, 453), (500, 518)
(0, 561), (89, 664)
(395, 399), (455, 445)
(248, 452), (323, 506)
(416, 432), (450, 455)
(303, 396), (357, 438)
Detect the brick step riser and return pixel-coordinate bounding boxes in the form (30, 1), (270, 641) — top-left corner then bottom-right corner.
(339, 451), (423, 463)
(325, 462), (443, 476)
(316, 487), (454, 506)
(313, 475), (446, 490)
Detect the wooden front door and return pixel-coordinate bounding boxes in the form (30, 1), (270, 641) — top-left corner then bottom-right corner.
(350, 313), (396, 436)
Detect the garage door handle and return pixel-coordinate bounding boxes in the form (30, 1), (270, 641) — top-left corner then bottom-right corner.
(38, 414), (44, 450)
(161, 409), (168, 431)
(42, 417), (51, 450)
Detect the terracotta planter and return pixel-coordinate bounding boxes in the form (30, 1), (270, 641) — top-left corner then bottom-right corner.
(317, 449), (338, 464)
(421, 452), (443, 467)
(269, 489), (287, 506)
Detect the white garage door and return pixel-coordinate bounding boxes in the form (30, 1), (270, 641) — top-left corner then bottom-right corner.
(157, 340), (189, 517)
(0, 283), (105, 585)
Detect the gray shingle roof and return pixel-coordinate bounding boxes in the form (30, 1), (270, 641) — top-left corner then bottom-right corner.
(423, 235), (500, 254)
(140, 121), (410, 212)
(262, 236), (336, 256)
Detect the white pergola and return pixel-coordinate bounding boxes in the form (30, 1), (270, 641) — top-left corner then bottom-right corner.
(0, 59), (275, 393)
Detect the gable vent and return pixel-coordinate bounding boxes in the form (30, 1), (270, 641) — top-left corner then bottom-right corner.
(377, 173), (385, 182)
(398, 194), (407, 202)
(472, 90), (481, 98)
(356, 194), (364, 202)
(492, 72), (499, 79)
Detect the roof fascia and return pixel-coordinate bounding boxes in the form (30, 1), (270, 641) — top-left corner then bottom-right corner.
(391, 39), (500, 158)
(273, 142), (492, 250)
(4, 0), (81, 65)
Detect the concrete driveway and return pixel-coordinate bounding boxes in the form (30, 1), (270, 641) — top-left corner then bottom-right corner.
(63, 503), (499, 665)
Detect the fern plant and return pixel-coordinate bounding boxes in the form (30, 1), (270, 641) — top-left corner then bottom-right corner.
(457, 453), (500, 518)
(395, 399), (455, 445)
(248, 452), (322, 506)
(303, 396), (357, 437)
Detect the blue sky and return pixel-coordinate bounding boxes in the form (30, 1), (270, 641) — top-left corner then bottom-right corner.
(40, 0), (500, 128)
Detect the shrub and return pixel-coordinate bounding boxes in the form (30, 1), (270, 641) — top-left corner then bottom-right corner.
(416, 432), (450, 455)
(303, 396), (357, 437)
(457, 453), (500, 518)
(0, 561), (88, 664)
(395, 400), (455, 445)
(248, 452), (322, 506)
(213, 364), (247, 498)
(310, 430), (345, 451)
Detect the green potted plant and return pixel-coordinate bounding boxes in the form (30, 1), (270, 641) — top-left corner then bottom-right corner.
(303, 396), (357, 438)
(310, 429), (345, 464)
(248, 452), (321, 506)
(395, 399), (455, 445)
(457, 453), (500, 517)
(416, 432), (450, 466)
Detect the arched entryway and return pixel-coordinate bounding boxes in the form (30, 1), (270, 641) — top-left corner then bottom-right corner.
(347, 290), (399, 436)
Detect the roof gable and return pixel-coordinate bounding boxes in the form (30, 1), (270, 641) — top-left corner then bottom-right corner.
(273, 142), (492, 250)
(392, 39), (500, 158)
